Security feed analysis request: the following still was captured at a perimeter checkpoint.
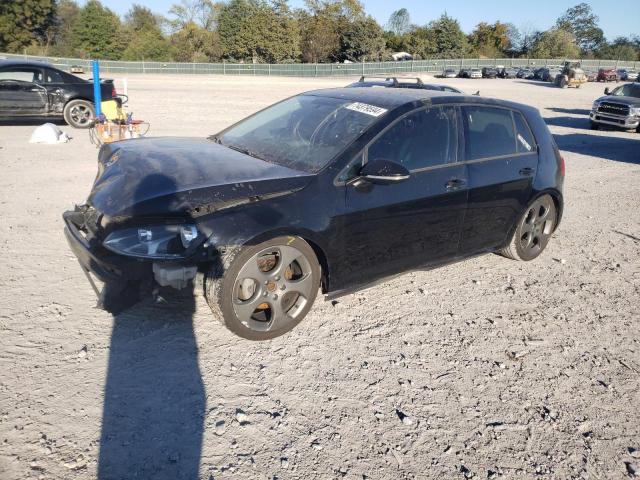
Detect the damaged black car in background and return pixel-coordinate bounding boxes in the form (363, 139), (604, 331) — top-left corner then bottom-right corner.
(64, 88), (564, 340)
(0, 60), (115, 128)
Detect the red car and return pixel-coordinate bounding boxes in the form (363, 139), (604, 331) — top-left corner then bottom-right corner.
(597, 68), (618, 82)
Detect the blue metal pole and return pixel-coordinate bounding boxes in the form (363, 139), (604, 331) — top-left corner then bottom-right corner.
(92, 60), (101, 116)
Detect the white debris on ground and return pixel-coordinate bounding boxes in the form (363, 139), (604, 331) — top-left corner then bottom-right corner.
(0, 75), (639, 479)
(28, 123), (71, 144)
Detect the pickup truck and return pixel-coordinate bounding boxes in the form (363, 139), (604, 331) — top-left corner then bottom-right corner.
(590, 83), (640, 132)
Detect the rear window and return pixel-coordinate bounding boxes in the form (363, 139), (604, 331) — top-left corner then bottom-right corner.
(463, 106), (517, 160)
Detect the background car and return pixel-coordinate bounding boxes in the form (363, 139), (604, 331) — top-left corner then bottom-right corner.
(442, 68), (458, 78)
(460, 68), (482, 79)
(481, 67), (498, 78)
(585, 70), (598, 82)
(517, 68), (535, 79)
(597, 68), (618, 82)
(347, 76), (463, 93)
(498, 67), (518, 78)
(618, 69), (638, 81)
(0, 60), (115, 128)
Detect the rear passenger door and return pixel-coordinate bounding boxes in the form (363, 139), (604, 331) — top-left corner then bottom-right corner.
(458, 105), (538, 254)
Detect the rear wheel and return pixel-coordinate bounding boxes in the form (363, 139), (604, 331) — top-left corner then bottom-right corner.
(204, 236), (321, 340)
(499, 194), (557, 261)
(63, 99), (95, 128)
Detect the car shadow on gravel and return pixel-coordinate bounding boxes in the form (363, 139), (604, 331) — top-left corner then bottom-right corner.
(543, 116), (589, 128)
(0, 118), (67, 126)
(554, 133), (640, 164)
(547, 107), (591, 116)
(97, 284), (205, 479)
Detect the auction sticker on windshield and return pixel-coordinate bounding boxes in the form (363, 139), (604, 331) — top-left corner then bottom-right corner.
(345, 102), (388, 117)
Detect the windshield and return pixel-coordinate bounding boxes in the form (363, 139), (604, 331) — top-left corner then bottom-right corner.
(216, 95), (384, 173)
(610, 84), (640, 98)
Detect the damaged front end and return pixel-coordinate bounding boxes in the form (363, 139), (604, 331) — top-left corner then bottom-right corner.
(63, 204), (213, 314)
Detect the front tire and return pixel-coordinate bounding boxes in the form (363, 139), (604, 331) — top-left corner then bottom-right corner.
(204, 236), (321, 340)
(499, 194), (557, 261)
(63, 99), (95, 128)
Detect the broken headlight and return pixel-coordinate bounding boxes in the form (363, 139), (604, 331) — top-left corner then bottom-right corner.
(103, 224), (199, 259)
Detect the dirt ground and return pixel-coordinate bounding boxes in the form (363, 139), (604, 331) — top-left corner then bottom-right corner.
(0, 74), (639, 480)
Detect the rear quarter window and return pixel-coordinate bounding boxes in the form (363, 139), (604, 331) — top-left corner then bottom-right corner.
(513, 112), (536, 153)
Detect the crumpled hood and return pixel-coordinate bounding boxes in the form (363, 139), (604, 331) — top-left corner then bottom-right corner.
(596, 95), (640, 107)
(88, 137), (313, 218)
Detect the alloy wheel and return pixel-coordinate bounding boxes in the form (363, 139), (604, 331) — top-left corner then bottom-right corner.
(518, 195), (556, 256)
(232, 245), (315, 333)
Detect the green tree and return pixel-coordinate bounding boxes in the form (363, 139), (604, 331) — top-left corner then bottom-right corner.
(0, 0), (56, 52)
(122, 5), (171, 61)
(70, 0), (125, 59)
(468, 21), (512, 57)
(386, 8), (410, 36)
(531, 27), (580, 58)
(427, 14), (469, 58)
(49, 0), (79, 56)
(169, 21), (222, 61)
(597, 37), (639, 61)
(340, 15), (385, 61)
(556, 3), (604, 53)
(218, 0), (299, 62)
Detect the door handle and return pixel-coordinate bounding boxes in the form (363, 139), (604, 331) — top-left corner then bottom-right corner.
(519, 167), (535, 176)
(445, 178), (466, 190)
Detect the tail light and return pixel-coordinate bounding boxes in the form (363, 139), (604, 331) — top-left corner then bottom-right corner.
(559, 154), (566, 177)
(111, 85), (117, 97)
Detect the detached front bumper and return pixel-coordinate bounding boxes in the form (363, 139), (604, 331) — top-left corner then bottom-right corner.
(63, 208), (154, 313)
(590, 111), (639, 129)
(63, 209), (151, 285)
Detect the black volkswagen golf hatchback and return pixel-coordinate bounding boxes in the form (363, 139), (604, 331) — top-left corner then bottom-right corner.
(64, 88), (564, 340)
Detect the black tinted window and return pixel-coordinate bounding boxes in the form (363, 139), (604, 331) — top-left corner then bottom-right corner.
(367, 106), (457, 171)
(513, 112), (536, 153)
(45, 68), (63, 83)
(463, 106), (516, 160)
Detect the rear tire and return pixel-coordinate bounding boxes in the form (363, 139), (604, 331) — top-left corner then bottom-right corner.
(499, 194), (557, 262)
(63, 99), (95, 129)
(204, 236), (321, 340)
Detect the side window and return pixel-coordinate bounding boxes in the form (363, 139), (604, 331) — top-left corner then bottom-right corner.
(45, 68), (63, 83)
(367, 106), (457, 171)
(0, 68), (43, 83)
(463, 106), (517, 160)
(336, 152), (364, 183)
(513, 112), (536, 153)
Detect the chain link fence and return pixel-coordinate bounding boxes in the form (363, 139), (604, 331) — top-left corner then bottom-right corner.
(2, 52), (638, 76)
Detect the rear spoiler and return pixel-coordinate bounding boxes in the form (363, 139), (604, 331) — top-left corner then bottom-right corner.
(88, 78), (114, 84)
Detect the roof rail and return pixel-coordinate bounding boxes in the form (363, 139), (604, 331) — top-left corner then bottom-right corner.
(358, 75), (424, 86)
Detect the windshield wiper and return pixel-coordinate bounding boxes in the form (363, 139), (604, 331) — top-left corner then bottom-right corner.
(225, 143), (264, 160)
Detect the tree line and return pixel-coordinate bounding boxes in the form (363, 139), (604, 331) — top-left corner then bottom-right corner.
(1, 0), (638, 63)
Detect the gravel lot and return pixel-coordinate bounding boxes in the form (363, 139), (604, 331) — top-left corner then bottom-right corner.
(1, 75), (639, 480)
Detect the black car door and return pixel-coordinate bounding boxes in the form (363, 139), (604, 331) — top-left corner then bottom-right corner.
(458, 105), (539, 254)
(0, 67), (48, 114)
(333, 105), (469, 289)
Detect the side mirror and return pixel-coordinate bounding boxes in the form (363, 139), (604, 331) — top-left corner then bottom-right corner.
(604, 87), (610, 95)
(358, 159), (410, 185)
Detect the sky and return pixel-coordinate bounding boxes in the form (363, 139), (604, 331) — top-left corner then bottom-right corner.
(97, 0), (639, 40)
